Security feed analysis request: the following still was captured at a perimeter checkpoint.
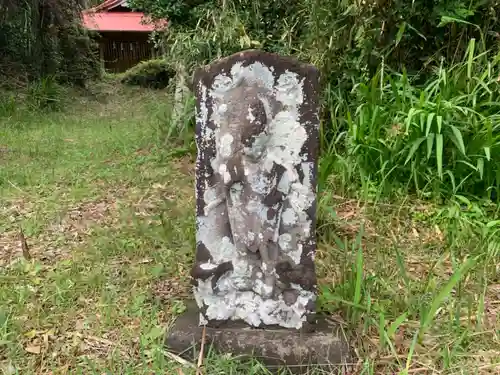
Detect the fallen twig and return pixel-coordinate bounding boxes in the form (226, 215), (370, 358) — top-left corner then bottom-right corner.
(19, 228), (31, 260)
(7, 179), (24, 193)
(162, 350), (195, 368)
(196, 325), (206, 375)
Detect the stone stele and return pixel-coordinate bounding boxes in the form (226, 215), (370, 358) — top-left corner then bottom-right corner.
(165, 50), (352, 373)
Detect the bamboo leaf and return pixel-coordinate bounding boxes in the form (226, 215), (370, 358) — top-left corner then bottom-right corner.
(486, 220), (500, 228)
(436, 133), (443, 179)
(484, 147), (491, 161)
(405, 137), (426, 165)
(426, 133), (435, 159)
(449, 125), (466, 156)
(426, 113), (435, 136)
(467, 39), (476, 80)
(445, 170), (456, 192)
(395, 22), (407, 46)
(420, 112), (426, 132)
(420, 257), (476, 338)
(353, 240), (363, 306)
(405, 108), (419, 132)
(436, 115), (443, 133)
(477, 158), (484, 180)
(388, 312), (408, 338)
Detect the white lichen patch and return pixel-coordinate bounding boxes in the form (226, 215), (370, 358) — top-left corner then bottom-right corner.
(289, 182), (315, 213)
(275, 70), (304, 108)
(281, 207), (297, 226)
(218, 164), (231, 184)
(197, 211), (236, 264)
(247, 106), (256, 122)
(199, 313), (208, 326)
(253, 278), (274, 298)
(277, 169), (293, 194)
(196, 83), (208, 126)
(267, 112), (307, 167)
(193, 283), (316, 329)
(278, 233), (293, 252)
(200, 262), (218, 270)
(219, 133), (234, 158)
(288, 243), (303, 266)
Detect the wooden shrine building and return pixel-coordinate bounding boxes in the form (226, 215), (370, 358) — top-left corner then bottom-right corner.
(81, 0), (167, 73)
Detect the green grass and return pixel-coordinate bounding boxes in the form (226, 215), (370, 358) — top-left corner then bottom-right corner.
(320, 39), (500, 201)
(0, 84), (498, 374)
(316, 187), (500, 373)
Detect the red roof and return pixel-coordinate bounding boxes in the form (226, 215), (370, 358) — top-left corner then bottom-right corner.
(82, 11), (166, 32)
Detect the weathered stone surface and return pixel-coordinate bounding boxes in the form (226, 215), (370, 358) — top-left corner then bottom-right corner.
(190, 49), (320, 329)
(166, 303), (353, 374)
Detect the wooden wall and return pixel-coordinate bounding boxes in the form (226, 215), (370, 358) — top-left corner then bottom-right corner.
(98, 31), (155, 73)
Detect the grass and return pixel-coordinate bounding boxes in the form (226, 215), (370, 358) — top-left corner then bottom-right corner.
(0, 83), (499, 374)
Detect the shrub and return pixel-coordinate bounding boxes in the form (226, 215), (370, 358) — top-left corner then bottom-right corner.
(120, 59), (176, 89)
(26, 76), (65, 111)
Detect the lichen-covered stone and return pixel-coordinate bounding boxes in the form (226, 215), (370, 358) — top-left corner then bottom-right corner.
(191, 50), (320, 329)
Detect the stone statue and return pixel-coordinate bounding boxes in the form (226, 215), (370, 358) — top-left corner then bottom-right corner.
(190, 50), (320, 329)
(166, 51), (351, 372)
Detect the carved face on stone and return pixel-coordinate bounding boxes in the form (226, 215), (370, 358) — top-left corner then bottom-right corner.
(210, 81), (284, 256)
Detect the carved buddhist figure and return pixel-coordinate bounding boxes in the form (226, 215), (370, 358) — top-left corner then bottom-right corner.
(190, 51), (320, 329)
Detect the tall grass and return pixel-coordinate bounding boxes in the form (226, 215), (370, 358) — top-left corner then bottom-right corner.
(322, 39), (500, 201)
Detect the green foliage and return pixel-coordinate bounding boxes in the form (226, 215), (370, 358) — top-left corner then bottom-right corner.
(131, 0), (500, 201)
(128, 0), (208, 28)
(129, 0), (305, 72)
(153, 92), (196, 154)
(0, 77), (66, 116)
(0, 0), (100, 88)
(26, 76), (65, 111)
(120, 59), (176, 89)
(131, 0), (500, 79)
(322, 39), (500, 199)
(0, 93), (17, 117)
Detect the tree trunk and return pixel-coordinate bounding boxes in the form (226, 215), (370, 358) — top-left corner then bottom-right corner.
(172, 63), (190, 131)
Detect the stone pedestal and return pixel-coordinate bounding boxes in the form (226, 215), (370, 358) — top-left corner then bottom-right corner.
(166, 303), (352, 374)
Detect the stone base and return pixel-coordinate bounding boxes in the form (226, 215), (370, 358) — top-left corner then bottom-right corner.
(165, 302), (353, 374)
